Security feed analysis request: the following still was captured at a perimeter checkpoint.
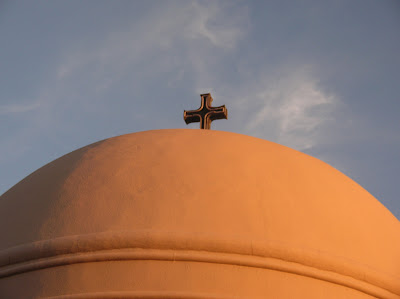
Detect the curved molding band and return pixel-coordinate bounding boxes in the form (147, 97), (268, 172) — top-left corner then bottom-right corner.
(44, 291), (237, 299)
(1, 231), (399, 299)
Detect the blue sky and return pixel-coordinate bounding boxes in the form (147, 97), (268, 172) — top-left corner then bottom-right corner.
(1, 0), (399, 219)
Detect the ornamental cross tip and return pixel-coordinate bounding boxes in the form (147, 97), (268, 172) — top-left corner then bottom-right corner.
(183, 93), (228, 130)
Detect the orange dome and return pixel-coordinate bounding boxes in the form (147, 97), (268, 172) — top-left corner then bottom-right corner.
(0, 129), (399, 298)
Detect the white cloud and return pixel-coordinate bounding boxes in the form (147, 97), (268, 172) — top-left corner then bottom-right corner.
(56, 1), (247, 83)
(0, 101), (41, 114)
(182, 1), (246, 49)
(244, 67), (339, 150)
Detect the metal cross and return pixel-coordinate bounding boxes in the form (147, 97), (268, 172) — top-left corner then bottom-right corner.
(183, 93), (228, 129)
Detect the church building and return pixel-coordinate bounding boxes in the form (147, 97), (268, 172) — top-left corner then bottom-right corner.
(0, 94), (399, 298)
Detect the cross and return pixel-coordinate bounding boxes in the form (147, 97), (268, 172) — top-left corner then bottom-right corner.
(183, 93), (228, 129)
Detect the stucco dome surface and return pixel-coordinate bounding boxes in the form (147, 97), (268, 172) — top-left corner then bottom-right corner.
(0, 129), (399, 298)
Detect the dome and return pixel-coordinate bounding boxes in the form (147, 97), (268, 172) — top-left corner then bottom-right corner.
(0, 129), (399, 298)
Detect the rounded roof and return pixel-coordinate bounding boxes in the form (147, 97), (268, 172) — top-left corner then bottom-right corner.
(0, 129), (399, 297)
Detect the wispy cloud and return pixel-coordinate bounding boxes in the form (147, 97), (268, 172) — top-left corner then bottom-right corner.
(0, 101), (41, 114)
(243, 67), (339, 150)
(182, 1), (246, 49)
(56, 1), (247, 83)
